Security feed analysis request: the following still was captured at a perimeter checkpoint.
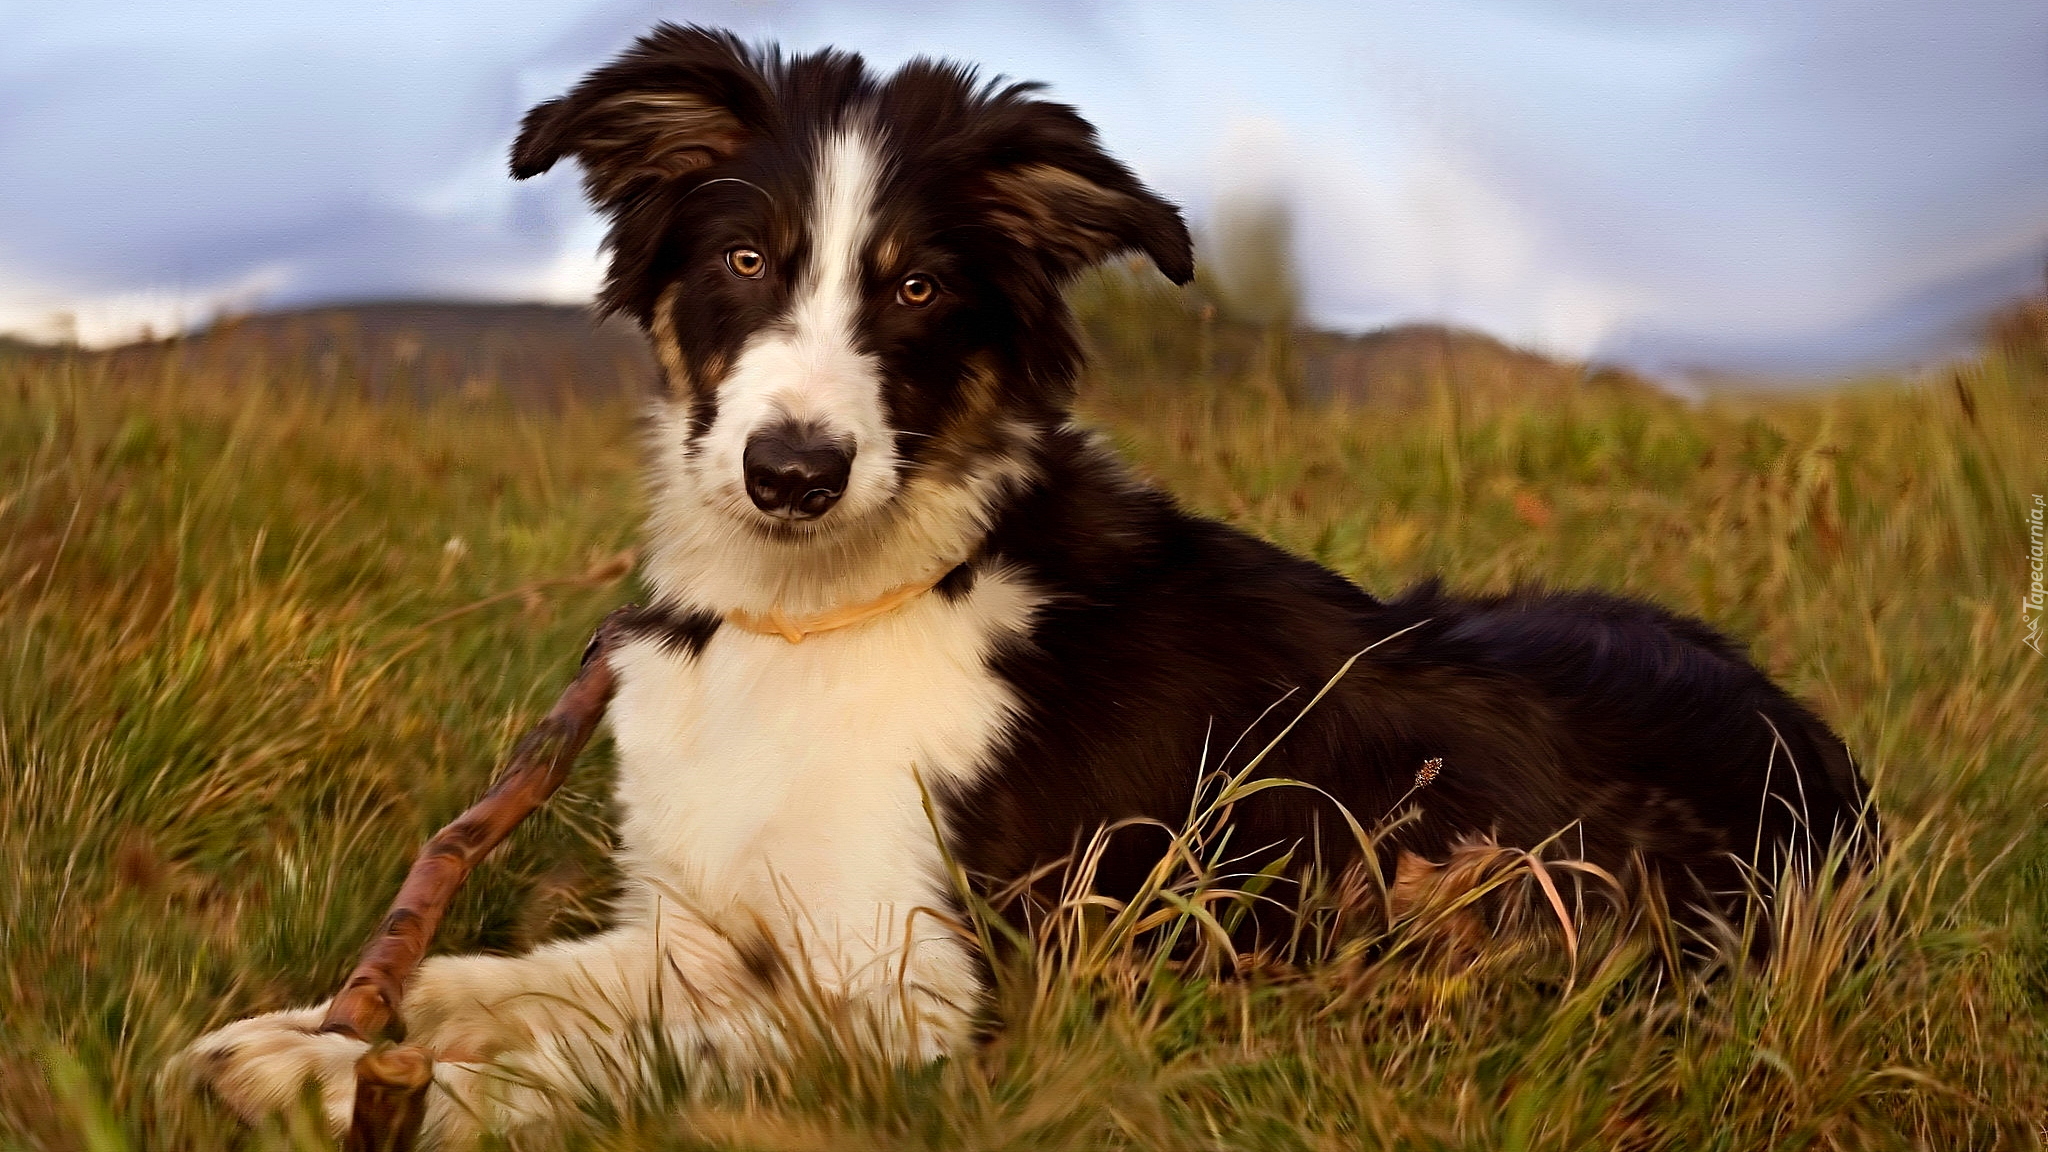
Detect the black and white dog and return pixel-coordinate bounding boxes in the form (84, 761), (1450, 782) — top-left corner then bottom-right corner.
(191, 26), (1870, 1139)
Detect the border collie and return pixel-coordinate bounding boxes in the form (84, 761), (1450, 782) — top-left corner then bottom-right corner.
(189, 25), (1872, 1140)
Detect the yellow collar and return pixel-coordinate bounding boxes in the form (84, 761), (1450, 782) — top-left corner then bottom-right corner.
(724, 566), (958, 644)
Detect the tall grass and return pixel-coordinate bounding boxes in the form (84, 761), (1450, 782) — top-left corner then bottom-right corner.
(1, 312), (2043, 1148)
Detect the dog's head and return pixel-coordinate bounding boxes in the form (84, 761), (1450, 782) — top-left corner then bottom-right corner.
(512, 25), (1190, 538)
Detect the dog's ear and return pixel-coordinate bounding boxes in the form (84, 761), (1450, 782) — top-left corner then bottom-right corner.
(973, 89), (1194, 285)
(511, 24), (775, 206)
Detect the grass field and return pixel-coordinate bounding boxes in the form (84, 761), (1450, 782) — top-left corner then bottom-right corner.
(2, 309), (2045, 1150)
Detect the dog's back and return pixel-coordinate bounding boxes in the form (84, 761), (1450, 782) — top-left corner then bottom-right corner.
(939, 426), (1871, 937)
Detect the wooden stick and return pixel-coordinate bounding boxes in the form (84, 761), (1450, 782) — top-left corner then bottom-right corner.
(323, 605), (636, 1150)
(345, 1046), (432, 1152)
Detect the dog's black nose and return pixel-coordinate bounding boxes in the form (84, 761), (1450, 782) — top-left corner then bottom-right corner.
(743, 427), (854, 520)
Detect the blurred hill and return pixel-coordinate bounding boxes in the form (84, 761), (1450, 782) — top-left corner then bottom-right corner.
(1069, 257), (1659, 409)
(1984, 290), (2048, 374)
(0, 296), (1657, 411)
(0, 207), (1667, 408)
(1296, 323), (1652, 408)
(97, 302), (658, 405)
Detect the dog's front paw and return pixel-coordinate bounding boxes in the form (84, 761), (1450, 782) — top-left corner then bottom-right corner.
(178, 1004), (365, 1133)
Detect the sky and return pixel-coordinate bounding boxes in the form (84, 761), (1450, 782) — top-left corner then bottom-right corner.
(2, 0), (2044, 377)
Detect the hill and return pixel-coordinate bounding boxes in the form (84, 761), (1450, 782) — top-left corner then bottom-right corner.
(1067, 260), (1660, 408)
(119, 301), (657, 405)
(1, 296), (1659, 412)
(1296, 322), (1653, 407)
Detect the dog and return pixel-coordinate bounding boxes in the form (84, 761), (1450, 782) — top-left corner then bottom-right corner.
(186, 25), (1873, 1141)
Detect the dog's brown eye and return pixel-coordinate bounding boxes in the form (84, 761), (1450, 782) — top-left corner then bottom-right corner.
(896, 274), (937, 308)
(726, 248), (766, 279)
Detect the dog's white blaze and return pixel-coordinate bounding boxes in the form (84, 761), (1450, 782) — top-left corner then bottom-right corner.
(642, 125), (1035, 623)
(700, 127), (897, 524)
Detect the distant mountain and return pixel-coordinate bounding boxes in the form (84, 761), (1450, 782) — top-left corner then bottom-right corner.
(0, 333), (54, 359)
(130, 301), (657, 404)
(1297, 323), (1656, 408)
(4, 299), (1658, 409)
(1067, 262), (1658, 407)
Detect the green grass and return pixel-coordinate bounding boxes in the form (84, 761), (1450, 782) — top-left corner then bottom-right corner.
(2, 323), (2044, 1150)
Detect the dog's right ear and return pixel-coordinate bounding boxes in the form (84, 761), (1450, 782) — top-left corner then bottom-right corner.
(511, 24), (775, 206)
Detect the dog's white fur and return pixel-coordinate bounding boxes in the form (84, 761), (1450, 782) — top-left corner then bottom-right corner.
(184, 127), (1042, 1142)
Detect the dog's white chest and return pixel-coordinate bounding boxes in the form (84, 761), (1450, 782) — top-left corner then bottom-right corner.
(604, 572), (1036, 944)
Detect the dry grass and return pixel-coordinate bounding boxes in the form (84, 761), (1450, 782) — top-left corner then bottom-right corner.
(1, 315), (2043, 1149)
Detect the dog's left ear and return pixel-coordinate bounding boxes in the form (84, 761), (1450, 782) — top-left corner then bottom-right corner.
(975, 92), (1195, 285)
(509, 24), (773, 208)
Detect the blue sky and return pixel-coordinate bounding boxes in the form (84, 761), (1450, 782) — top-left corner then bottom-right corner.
(3, 0), (2044, 376)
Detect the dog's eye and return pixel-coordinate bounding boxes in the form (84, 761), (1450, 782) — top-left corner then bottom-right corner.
(896, 274), (938, 308)
(725, 248), (766, 279)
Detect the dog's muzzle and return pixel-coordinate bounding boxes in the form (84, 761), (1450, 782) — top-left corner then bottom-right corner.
(743, 425), (854, 520)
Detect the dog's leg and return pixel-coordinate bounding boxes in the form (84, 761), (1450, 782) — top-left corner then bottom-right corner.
(183, 913), (735, 1142)
(401, 908), (983, 1140)
(176, 1001), (370, 1133)
(186, 898), (984, 1142)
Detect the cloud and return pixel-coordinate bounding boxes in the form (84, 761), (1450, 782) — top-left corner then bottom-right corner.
(0, 0), (607, 330)
(1371, 0), (2048, 367)
(1138, 0), (2048, 372)
(1203, 116), (1641, 360)
(0, 263), (287, 346)
(1, 0), (2042, 374)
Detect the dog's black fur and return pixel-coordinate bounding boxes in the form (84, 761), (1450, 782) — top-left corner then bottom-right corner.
(520, 25), (1872, 942)
(946, 433), (1874, 941)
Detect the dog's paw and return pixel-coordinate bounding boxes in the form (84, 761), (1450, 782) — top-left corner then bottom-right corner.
(178, 1004), (365, 1133)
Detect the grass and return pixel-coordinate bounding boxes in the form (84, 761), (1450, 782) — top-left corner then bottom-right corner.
(1, 312), (2044, 1150)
